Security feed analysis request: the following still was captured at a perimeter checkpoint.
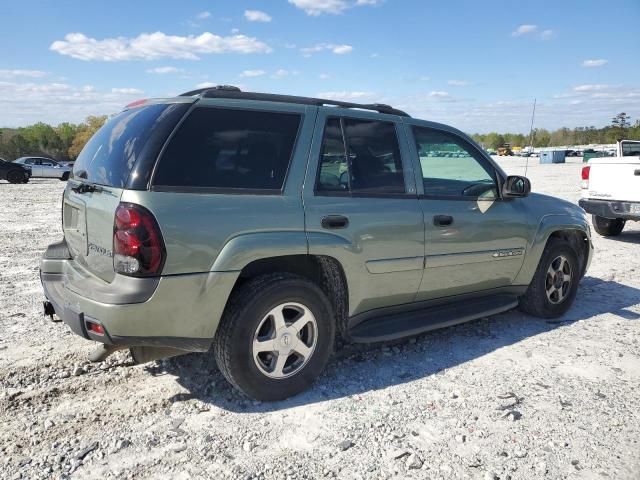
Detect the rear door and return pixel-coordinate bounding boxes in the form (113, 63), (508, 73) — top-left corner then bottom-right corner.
(64, 102), (189, 282)
(40, 159), (58, 177)
(303, 109), (424, 316)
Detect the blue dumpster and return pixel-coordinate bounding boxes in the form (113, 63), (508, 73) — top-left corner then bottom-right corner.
(540, 150), (566, 164)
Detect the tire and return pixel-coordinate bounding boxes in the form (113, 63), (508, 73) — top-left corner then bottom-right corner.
(213, 273), (335, 401)
(60, 172), (70, 181)
(519, 238), (580, 319)
(7, 170), (24, 184)
(592, 215), (625, 237)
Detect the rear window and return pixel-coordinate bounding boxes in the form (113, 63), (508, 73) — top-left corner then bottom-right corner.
(73, 104), (176, 188)
(152, 107), (301, 191)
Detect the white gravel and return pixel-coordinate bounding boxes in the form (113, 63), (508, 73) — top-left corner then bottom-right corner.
(1, 158), (639, 480)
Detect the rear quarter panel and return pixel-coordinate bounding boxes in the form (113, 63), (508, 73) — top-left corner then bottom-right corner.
(123, 101), (318, 275)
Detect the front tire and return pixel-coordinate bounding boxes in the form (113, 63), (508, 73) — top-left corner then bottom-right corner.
(60, 172), (70, 181)
(519, 238), (580, 318)
(592, 215), (625, 236)
(214, 273), (335, 401)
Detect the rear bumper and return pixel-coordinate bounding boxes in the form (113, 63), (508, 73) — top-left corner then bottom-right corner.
(579, 198), (640, 221)
(40, 239), (240, 352)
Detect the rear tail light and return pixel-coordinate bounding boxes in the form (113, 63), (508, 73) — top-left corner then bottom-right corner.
(581, 166), (590, 189)
(113, 203), (165, 276)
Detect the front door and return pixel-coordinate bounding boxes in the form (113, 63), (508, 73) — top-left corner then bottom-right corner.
(407, 124), (530, 301)
(303, 110), (424, 317)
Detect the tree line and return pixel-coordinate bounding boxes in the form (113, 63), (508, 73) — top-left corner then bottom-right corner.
(1, 112), (638, 161)
(472, 113), (640, 150)
(0, 116), (107, 161)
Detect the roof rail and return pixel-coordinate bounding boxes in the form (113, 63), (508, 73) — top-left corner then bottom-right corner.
(178, 85), (410, 117)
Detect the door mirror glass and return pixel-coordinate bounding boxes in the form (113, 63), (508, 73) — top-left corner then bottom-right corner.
(503, 175), (531, 197)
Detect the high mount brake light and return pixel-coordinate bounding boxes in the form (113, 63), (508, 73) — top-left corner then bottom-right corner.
(113, 203), (165, 276)
(125, 99), (148, 109)
(581, 166), (590, 189)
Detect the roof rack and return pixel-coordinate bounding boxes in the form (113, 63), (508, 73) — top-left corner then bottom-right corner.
(178, 85), (410, 117)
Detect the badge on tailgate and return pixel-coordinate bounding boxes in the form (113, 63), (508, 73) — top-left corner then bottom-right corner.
(63, 198), (88, 256)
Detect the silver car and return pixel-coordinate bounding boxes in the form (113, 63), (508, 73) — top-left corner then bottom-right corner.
(14, 157), (71, 180)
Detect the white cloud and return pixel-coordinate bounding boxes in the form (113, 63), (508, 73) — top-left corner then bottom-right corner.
(244, 10), (272, 22)
(146, 66), (182, 74)
(111, 87), (144, 95)
(319, 73), (331, 80)
(196, 11), (211, 20)
(512, 24), (538, 36)
(316, 91), (376, 101)
(447, 80), (470, 86)
(300, 43), (353, 56)
(289, 0), (379, 16)
(429, 91), (450, 98)
(0, 81), (150, 126)
(272, 69), (290, 78)
(582, 59), (608, 68)
(50, 32), (272, 61)
(573, 84), (609, 92)
(195, 82), (217, 88)
(0, 69), (48, 79)
(540, 29), (555, 40)
(240, 69), (266, 77)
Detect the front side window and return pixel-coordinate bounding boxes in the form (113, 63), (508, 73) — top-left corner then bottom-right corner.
(153, 107), (301, 191)
(316, 117), (405, 195)
(413, 127), (498, 199)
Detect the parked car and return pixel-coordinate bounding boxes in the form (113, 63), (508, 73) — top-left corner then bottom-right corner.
(40, 86), (594, 401)
(579, 140), (640, 236)
(14, 157), (71, 180)
(0, 157), (31, 183)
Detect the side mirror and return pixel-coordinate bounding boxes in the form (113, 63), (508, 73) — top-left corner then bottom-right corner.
(503, 175), (531, 198)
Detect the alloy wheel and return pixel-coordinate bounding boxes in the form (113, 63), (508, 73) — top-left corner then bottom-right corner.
(252, 302), (318, 379)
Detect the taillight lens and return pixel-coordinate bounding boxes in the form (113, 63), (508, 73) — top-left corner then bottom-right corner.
(581, 166), (590, 189)
(113, 203), (165, 276)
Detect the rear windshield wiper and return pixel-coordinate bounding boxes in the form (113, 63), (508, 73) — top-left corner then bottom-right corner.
(71, 183), (103, 194)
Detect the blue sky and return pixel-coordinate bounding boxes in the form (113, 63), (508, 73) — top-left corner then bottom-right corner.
(1, 0), (639, 132)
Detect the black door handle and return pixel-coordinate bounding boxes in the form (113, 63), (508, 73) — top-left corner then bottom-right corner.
(433, 215), (453, 227)
(321, 215), (349, 229)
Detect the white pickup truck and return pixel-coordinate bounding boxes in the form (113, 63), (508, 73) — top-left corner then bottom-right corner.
(579, 140), (640, 236)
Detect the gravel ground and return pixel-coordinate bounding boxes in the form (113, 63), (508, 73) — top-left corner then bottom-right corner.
(1, 158), (639, 480)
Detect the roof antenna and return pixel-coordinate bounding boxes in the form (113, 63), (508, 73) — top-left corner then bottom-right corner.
(525, 98), (537, 178)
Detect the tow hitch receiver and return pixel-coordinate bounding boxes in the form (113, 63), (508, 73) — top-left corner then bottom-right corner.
(43, 301), (60, 322)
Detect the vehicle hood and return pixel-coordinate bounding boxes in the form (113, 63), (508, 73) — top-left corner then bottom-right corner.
(528, 192), (587, 219)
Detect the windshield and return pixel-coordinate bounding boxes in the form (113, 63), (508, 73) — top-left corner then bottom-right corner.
(73, 103), (173, 187)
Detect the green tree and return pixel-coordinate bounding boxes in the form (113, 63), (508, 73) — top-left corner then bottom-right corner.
(68, 115), (107, 159)
(611, 112), (631, 141)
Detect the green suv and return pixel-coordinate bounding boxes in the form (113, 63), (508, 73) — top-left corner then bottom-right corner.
(41, 86), (593, 400)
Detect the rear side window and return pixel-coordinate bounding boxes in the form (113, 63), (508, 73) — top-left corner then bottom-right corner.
(153, 107), (301, 191)
(316, 117), (405, 195)
(73, 103), (177, 188)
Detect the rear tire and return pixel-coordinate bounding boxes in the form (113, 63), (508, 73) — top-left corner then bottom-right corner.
(519, 238), (580, 319)
(213, 273), (335, 401)
(7, 170), (24, 184)
(592, 215), (625, 236)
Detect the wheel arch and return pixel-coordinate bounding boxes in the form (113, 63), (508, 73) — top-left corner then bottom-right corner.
(514, 214), (592, 285)
(224, 254), (350, 340)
